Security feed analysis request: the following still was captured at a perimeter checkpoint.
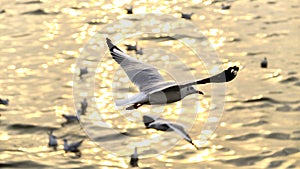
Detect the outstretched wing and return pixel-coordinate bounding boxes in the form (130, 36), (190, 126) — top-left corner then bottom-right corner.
(179, 66), (239, 88)
(106, 38), (166, 92)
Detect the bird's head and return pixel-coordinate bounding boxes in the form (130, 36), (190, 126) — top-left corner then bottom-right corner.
(184, 86), (203, 96)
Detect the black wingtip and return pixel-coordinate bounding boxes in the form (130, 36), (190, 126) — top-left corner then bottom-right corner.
(106, 37), (114, 50)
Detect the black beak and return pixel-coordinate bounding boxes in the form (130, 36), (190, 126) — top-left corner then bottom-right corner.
(198, 91), (204, 95)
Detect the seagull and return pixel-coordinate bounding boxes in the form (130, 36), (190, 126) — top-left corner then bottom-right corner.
(47, 130), (58, 150)
(125, 6), (133, 14)
(106, 38), (239, 110)
(261, 57), (268, 68)
(129, 147), (139, 167)
(221, 3), (231, 10)
(143, 115), (199, 150)
(63, 139), (84, 157)
(61, 114), (79, 126)
(181, 12), (194, 20)
(80, 98), (88, 115)
(0, 98), (9, 105)
(135, 48), (143, 55)
(79, 67), (88, 78)
(125, 41), (138, 51)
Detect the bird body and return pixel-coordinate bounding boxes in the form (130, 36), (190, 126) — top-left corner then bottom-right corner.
(129, 147), (139, 167)
(63, 139), (83, 157)
(79, 67), (88, 78)
(48, 130), (58, 150)
(0, 98), (9, 105)
(261, 57), (268, 68)
(106, 38), (239, 110)
(80, 98), (88, 114)
(181, 12), (194, 20)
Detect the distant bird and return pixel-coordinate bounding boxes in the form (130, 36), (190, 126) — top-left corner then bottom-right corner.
(125, 42), (138, 51)
(135, 48), (143, 55)
(125, 6), (133, 14)
(181, 12), (194, 20)
(79, 67), (88, 78)
(0, 98), (9, 105)
(80, 98), (88, 115)
(143, 115), (199, 150)
(47, 130), (58, 150)
(63, 139), (84, 157)
(221, 3), (231, 10)
(129, 147), (139, 167)
(61, 114), (79, 126)
(0, 9), (5, 14)
(261, 57), (268, 68)
(106, 38), (239, 110)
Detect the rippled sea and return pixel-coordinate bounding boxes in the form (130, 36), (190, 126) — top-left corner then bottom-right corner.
(1, 0), (299, 168)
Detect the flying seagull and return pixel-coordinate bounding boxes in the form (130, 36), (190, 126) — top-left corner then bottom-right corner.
(79, 67), (88, 78)
(129, 147), (139, 167)
(63, 139), (84, 157)
(106, 38), (239, 110)
(125, 6), (133, 14)
(143, 115), (199, 150)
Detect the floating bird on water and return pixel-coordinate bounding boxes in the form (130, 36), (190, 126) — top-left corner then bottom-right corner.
(0, 98), (9, 105)
(129, 147), (139, 167)
(221, 3), (231, 10)
(125, 6), (133, 14)
(63, 139), (84, 157)
(143, 115), (199, 150)
(61, 114), (79, 126)
(125, 41), (138, 51)
(261, 57), (268, 68)
(79, 67), (88, 78)
(106, 38), (239, 110)
(80, 98), (88, 115)
(181, 12), (194, 20)
(47, 130), (58, 150)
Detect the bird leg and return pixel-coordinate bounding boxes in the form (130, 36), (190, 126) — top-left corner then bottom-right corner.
(126, 103), (143, 110)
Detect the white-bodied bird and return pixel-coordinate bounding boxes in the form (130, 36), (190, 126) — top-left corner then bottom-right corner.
(106, 38), (239, 110)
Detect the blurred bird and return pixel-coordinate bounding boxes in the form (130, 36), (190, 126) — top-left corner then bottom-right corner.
(61, 114), (79, 126)
(129, 147), (139, 167)
(0, 9), (5, 14)
(261, 57), (268, 68)
(181, 12), (194, 20)
(135, 48), (143, 55)
(47, 130), (58, 150)
(63, 139), (84, 157)
(125, 42), (138, 51)
(0, 98), (9, 105)
(143, 115), (199, 150)
(79, 67), (88, 78)
(125, 6), (133, 14)
(221, 3), (231, 10)
(80, 98), (88, 115)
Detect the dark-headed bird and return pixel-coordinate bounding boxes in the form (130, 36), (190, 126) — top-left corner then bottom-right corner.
(106, 38), (239, 110)
(143, 115), (199, 150)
